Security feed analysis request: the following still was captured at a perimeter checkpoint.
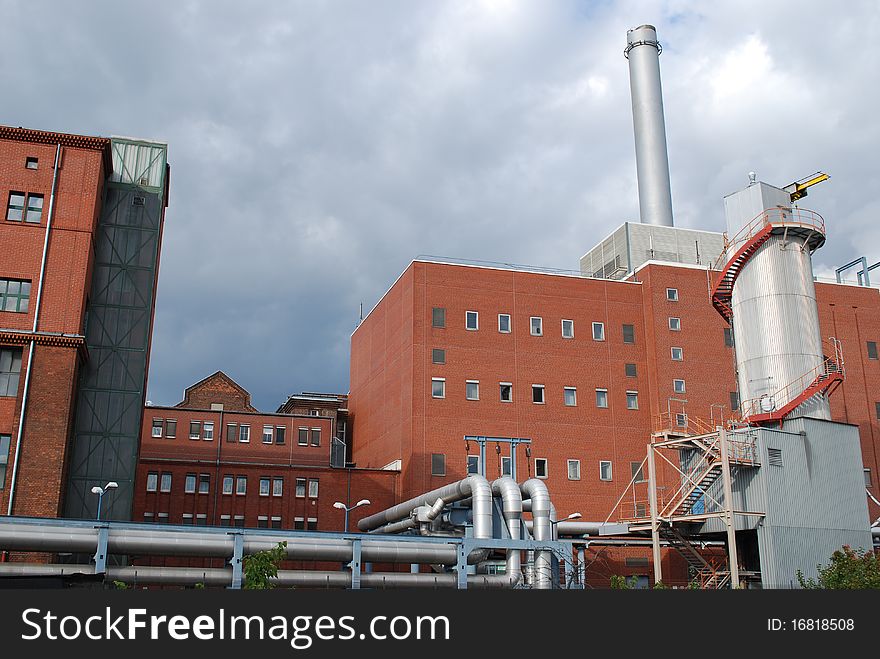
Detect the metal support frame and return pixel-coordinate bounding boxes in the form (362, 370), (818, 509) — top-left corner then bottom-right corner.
(350, 538), (362, 590)
(647, 442), (662, 585)
(229, 533), (244, 589)
(836, 256), (870, 287)
(93, 525), (109, 574)
(464, 436), (531, 481)
(718, 427), (740, 589)
(456, 542), (469, 590)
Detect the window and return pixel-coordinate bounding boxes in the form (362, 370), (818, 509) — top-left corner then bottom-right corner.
(671, 346), (683, 361)
(151, 419), (163, 438)
(236, 476), (247, 495)
(466, 310), (479, 330)
(625, 363), (637, 378)
(143, 512), (155, 523)
(432, 378), (445, 398)
(275, 426), (285, 445)
(233, 515), (245, 528)
(298, 427), (308, 445)
(431, 453), (446, 477)
(226, 423), (237, 443)
(220, 515), (231, 527)
(222, 475), (233, 495)
(669, 317), (681, 331)
(622, 324), (635, 344)
(432, 307), (446, 328)
(499, 382), (513, 402)
(310, 428), (321, 446)
(273, 478), (283, 496)
(592, 322), (605, 341)
(675, 413), (687, 427)
(498, 314), (511, 333)
(165, 419), (177, 438)
(673, 379), (686, 394)
(564, 387), (577, 406)
(307, 518), (318, 531)
(258, 516), (269, 528)
(467, 455), (480, 475)
(666, 288), (679, 301)
(25, 194), (43, 223)
(466, 380), (479, 401)
(561, 319), (574, 339)
(530, 316), (543, 336)
(146, 471), (158, 492)
(0, 279), (31, 313)
(631, 462), (645, 483)
(730, 391), (740, 412)
(531, 384), (545, 404)
(868, 341), (879, 360)
(260, 478), (270, 496)
(626, 391), (639, 410)
(185, 474), (197, 493)
(293, 518), (305, 530)
(6, 192), (42, 223)
(25, 157), (38, 170)
(239, 425), (250, 443)
(157, 513), (169, 524)
(195, 514), (207, 527)
(295, 478), (306, 497)
(501, 456), (511, 477)
(263, 425), (273, 444)
(635, 504), (647, 518)
(865, 469), (873, 488)
(160, 473), (172, 492)
(724, 327), (734, 347)
(768, 448), (783, 467)
(567, 459), (581, 480)
(5, 192), (24, 221)
(308, 479), (319, 498)
(189, 421), (201, 440)
(876, 402), (880, 421)
(199, 474), (210, 494)
(203, 421), (213, 440)
(271, 516), (282, 529)
(432, 348), (446, 364)
(535, 458), (548, 479)
(599, 461), (612, 482)
(0, 436), (9, 488)
(595, 389), (608, 408)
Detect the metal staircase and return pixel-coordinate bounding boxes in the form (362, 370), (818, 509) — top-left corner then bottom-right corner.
(661, 525), (730, 589)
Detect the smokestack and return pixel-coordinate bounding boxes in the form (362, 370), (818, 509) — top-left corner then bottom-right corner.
(626, 24), (674, 227)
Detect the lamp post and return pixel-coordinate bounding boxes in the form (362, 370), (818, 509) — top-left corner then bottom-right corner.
(333, 499), (370, 532)
(90, 481), (118, 521)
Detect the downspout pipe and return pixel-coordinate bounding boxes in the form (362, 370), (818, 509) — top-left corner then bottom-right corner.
(491, 477), (522, 586)
(7, 144), (62, 517)
(520, 479), (552, 589)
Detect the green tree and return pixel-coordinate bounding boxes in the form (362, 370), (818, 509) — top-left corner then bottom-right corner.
(610, 575), (639, 589)
(797, 545), (880, 589)
(243, 541), (288, 590)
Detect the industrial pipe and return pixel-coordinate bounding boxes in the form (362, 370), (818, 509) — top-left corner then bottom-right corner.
(520, 479), (552, 589)
(491, 477), (523, 586)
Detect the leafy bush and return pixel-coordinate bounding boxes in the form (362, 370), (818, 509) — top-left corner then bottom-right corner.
(797, 545), (880, 589)
(243, 541), (288, 590)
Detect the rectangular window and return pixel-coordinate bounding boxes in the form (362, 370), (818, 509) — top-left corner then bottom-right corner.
(151, 419), (163, 438)
(263, 425), (273, 444)
(6, 192), (24, 221)
(626, 391), (639, 410)
(160, 473), (172, 492)
(293, 518), (305, 530)
(595, 389), (608, 408)
(673, 379), (686, 394)
(236, 476), (247, 495)
(625, 363), (637, 377)
(258, 516), (269, 529)
(307, 518), (318, 531)
(724, 327), (734, 347)
(567, 459), (581, 480)
(0, 347), (22, 397)
(592, 322), (605, 341)
(0, 279), (31, 314)
(275, 426), (285, 445)
(196, 514), (207, 527)
(501, 456), (511, 477)
(226, 423), (238, 443)
(631, 462), (645, 483)
(143, 513), (155, 523)
(466, 310), (479, 330)
(432, 348), (446, 364)
(239, 425), (250, 443)
(233, 515), (245, 528)
(189, 421), (201, 440)
(876, 402), (880, 421)
(432, 307), (446, 328)
(199, 474), (210, 494)
(564, 387), (577, 406)
(308, 479), (319, 498)
(220, 515), (231, 527)
(295, 478), (306, 498)
(466, 380), (479, 400)
(203, 421), (213, 440)
(273, 477), (283, 496)
(298, 427), (308, 445)
(260, 478), (270, 496)
(165, 419), (177, 438)
(498, 314), (511, 333)
(768, 448), (783, 467)
(671, 346), (683, 361)
(146, 471), (158, 492)
(868, 341), (879, 360)
(25, 194), (43, 223)
(599, 461), (612, 482)
(530, 316), (543, 336)
(635, 503), (647, 518)
(666, 288), (679, 301)
(310, 428), (321, 446)
(6, 193), (42, 223)
(432, 378), (445, 398)
(669, 317), (681, 331)
(271, 516), (282, 529)
(157, 513), (169, 524)
(499, 382), (513, 402)
(866, 469), (873, 488)
(431, 453), (446, 476)
(730, 391), (740, 412)
(184, 473), (196, 493)
(467, 455), (480, 475)
(622, 324), (635, 344)
(561, 319), (574, 339)
(675, 413), (687, 427)
(535, 458), (548, 479)
(25, 157), (38, 170)
(531, 384), (545, 404)
(222, 475), (233, 495)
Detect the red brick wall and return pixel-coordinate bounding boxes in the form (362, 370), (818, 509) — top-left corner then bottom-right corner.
(175, 372), (257, 412)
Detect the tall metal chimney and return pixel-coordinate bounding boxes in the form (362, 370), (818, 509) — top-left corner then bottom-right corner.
(626, 24), (674, 227)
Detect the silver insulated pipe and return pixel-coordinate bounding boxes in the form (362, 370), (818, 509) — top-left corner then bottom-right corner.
(626, 24), (674, 227)
(491, 477), (522, 586)
(520, 479), (553, 590)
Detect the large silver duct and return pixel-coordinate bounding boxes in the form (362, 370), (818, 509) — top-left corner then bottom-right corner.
(626, 24), (674, 227)
(491, 477), (522, 586)
(520, 479), (552, 590)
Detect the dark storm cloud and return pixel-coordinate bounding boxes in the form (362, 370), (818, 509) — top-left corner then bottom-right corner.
(2, 0), (877, 409)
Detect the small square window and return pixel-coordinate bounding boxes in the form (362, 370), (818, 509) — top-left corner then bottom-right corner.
(622, 324), (635, 344)
(182, 514), (194, 525)
(257, 516), (269, 528)
(675, 413), (687, 427)
(564, 387), (577, 406)
(673, 379), (686, 394)
(498, 314), (511, 333)
(561, 319), (574, 339)
(532, 384), (545, 404)
(592, 322), (605, 341)
(432, 378), (446, 398)
(220, 515), (231, 527)
(25, 157), (38, 170)
(626, 391), (639, 410)
(293, 518), (305, 530)
(669, 317), (681, 331)
(466, 311), (479, 330)
(467, 455), (480, 475)
(625, 363), (637, 378)
(671, 347), (683, 361)
(666, 288), (679, 301)
(595, 389), (608, 408)
(868, 341), (878, 360)
(432, 348), (446, 364)
(530, 317), (543, 336)
(432, 307), (446, 328)
(724, 327), (734, 347)
(567, 459), (581, 480)
(499, 382), (513, 402)
(631, 462), (645, 483)
(307, 518), (318, 531)
(271, 516), (282, 529)
(535, 458), (548, 479)
(431, 453), (446, 477)
(466, 380), (479, 400)
(599, 461), (612, 481)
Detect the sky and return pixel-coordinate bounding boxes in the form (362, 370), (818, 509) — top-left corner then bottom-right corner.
(2, 0), (878, 410)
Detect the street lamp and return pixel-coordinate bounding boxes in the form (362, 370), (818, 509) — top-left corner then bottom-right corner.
(90, 481), (118, 521)
(333, 498), (370, 532)
(551, 512), (582, 525)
